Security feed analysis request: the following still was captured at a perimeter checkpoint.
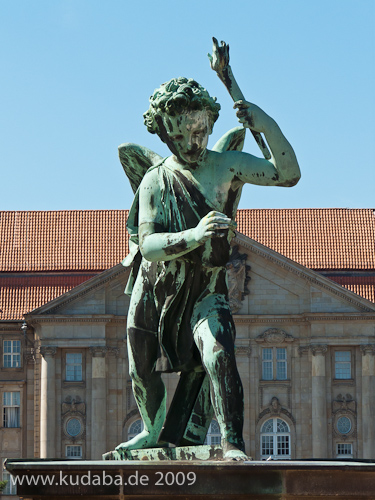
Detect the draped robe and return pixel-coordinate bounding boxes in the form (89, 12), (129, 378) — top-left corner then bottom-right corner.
(124, 160), (240, 372)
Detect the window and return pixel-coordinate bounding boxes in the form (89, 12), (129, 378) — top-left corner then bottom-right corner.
(262, 348), (287, 380)
(66, 445), (82, 458)
(337, 443), (353, 458)
(66, 353), (82, 381)
(3, 340), (21, 368)
(335, 351), (351, 379)
(260, 418), (291, 460)
(66, 418), (82, 437)
(3, 392), (20, 428)
(128, 419), (144, 440)
(337, 416), (351, 434)
(2, 469), (16, 495)
(204, 420), (221, 445)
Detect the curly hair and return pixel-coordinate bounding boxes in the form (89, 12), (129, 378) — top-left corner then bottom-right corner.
(143, 77), (221, 138)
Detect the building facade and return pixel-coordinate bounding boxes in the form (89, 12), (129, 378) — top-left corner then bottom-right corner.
(1, 209), (375, 497)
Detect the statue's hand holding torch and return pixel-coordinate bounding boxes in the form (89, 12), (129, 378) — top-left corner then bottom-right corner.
(208, 37), (271, 160)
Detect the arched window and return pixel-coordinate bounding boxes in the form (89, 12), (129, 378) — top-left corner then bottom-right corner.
(204, 420), (221, 445)
(128, 419), (144, 440)
(260, 417), (291, 460)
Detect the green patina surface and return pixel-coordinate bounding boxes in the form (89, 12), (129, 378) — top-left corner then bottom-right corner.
(103, 445), (223, 461)
(107, 38), (300, 462)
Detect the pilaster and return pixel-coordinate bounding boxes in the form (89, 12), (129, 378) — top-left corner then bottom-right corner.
(360, 345), (375, 458)
(311, 345), (328, 458)
(89, 346), (108, 459)
(39, 346), (57, 458)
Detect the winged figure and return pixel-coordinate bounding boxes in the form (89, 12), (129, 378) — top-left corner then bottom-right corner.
(111, 76), (300, 462)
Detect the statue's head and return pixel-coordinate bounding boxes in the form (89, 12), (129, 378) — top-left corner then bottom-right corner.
(144, 77), (221, 164)
(144, 77), (220, 135)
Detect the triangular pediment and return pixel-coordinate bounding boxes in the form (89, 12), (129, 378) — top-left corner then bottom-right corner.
(233, 233), (375, 315)
(26, 233), (375, 320)
(27, 264), (130, 317)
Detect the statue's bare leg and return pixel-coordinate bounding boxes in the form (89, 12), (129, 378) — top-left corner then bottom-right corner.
(116, 260), (166, 452)
(115, 328), (166, 451)
(193, 313), (248, 461)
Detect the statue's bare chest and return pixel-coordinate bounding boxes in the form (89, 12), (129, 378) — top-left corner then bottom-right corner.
(166, 156), (238, 213)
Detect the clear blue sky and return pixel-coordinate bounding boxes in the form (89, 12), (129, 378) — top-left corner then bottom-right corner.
(1, 0), (374, 211)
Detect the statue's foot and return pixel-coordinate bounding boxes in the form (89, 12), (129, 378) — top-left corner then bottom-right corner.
(115, 430), (163, 452)
(223, 449), (251, 461)
(222, 439), (251, 461)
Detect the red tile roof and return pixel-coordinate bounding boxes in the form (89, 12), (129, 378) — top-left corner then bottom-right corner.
(0, 211), (128, 272)
(327, 276), (375, 305)
(236, 209), (375, 271)
(0, 274), (96, 321)
(1, 209), (374, 320)
(1, 209), (374, 273)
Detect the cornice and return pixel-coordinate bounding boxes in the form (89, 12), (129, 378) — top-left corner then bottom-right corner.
(0, 324), (23, 331)
(26, 315), (118, 325)
(234, 314), (375, 324)
(234, 234), (375, 313)
(305, 315), (375, 322)
(26, 264), (128, 316)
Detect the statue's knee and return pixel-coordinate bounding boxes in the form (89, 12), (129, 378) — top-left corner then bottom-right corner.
(203, 346), (235, 372)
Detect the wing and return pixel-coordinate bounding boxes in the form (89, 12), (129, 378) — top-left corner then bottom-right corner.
(211, 126), (246, 153)
(118, 143), (163, 193)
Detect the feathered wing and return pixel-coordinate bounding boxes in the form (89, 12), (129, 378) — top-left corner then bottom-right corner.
(211, 126), (246, 153)
(118, 143), (163, 193)
(120, 128), (244, 193)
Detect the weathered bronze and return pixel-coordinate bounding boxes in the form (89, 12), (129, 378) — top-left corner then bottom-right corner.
(112, 39), (301, 461)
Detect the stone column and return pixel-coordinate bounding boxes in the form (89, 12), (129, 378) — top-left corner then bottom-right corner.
(235, 345), (252, 452)
(361, 345), (375, 458)
(311, 345), (328, 458)
(90, 346), (108, 459)
(39, 346), (57, 458)
(25, 348), (36, 457)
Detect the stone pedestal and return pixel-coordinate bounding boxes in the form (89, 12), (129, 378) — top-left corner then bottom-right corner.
(5, 459), (375, 499)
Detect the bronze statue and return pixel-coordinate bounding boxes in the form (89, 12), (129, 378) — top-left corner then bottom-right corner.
(115, 39), (300, 460)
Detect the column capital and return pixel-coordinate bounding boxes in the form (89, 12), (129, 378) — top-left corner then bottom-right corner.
(360, 344), (375, 356)
(236, 346), (252, 357)
(89, 345), (120, 357)
(298, 345), (310, 356)
(310, 344), (328, 356)
(39, 346), (57, 358)
(89, 346), (108, 358)
(107, 346), (120, 357)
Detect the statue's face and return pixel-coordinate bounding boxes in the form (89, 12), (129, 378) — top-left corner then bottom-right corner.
(162, 110), (211, 165)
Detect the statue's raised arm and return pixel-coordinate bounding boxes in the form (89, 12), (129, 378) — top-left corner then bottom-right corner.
(109, 43), (301, 463)
(208, 37), (271, 160)
(209, 37), (301, 188)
